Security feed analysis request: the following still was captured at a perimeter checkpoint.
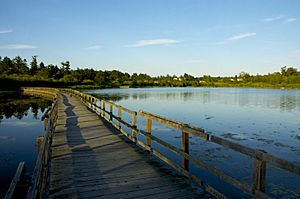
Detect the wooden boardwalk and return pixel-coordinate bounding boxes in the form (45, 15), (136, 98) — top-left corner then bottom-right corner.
(48, 93), (205, 199)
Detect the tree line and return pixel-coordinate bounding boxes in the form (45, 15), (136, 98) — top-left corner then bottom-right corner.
(0, 55), (299, 89)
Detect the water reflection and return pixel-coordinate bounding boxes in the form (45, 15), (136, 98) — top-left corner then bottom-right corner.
(86, 87), (300, 162)
(0, 91), (52, 198)
(85, 87), (300, 198)
(0, 91), (52, 119)
(88, 88), (300, 112)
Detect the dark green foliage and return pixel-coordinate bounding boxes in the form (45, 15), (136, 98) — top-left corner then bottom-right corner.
(0, 93), (52, 122)
(30, 56), (38, 75)
(0, 55), (299, 89)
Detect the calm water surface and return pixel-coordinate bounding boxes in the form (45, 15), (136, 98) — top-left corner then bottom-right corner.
(0, 91), (51, 197)
(85, 87), (300, 198)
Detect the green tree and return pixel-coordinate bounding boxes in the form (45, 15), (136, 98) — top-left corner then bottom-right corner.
(0, 56), (14, 75)
(13, 56), (29, 74)
(61, 61), (71, 75)
(95, 71), (107, 86)
(30, 56), (38, 75)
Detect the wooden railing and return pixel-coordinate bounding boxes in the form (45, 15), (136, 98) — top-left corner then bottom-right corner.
(64, 89), (300, 199)
(22, 88), (59, 199)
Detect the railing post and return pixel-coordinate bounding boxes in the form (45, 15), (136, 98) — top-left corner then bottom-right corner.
(146, 119), (152, 147)
(132, 112), (137, 141)
(93, 98), (97, 112)
(102, 101), (105, 117)
(85, 95), (88, 106)
(83, 94), (86, 105)
(109, 104), (113, 122)
(50, 110), (54, 131)
(90, 97), (94, 110)
(43, 117), (48, 131)
(182, 129), (189, 171)
(118, 107), (122, 130)
(36, 136), (44, 155)
(252, 158), (266, 197)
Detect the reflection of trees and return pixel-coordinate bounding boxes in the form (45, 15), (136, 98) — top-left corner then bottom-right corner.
(87, 89), (300, 112)
(0, 94), (52, 122)
(279, 95), (297, 112)
(92, 94), (124, 102)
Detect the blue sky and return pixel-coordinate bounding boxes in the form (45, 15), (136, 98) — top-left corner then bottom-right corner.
(0, 0), (299, 76)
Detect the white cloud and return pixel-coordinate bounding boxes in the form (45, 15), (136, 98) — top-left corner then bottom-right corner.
(228, 32), (256, 41)
(285, 18), (297, 23)
(85, 45), (102, 50)
(0, 29), (13, 34)
(0, 44), (38, 49)
(214, 32), (257, 45)
(263, 15), (285, 22)
(127, 39), (180, 47)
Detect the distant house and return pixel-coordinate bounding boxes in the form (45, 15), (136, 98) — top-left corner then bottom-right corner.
(173, 77), (182, 81)
(230, 78), (243, 82)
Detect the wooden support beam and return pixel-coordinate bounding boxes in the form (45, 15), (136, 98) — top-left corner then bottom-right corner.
(132, 112), (137, 140)
(93, 98), (97, 112)
(102, 101), (105, 117)
(118, 107), (122, 130)
(253, 159), (266, 197)
(146, 119), (152, 146)
(109, 104), (113, 122)
(182, 130), (189, 171)
(43, 117), (48, 131)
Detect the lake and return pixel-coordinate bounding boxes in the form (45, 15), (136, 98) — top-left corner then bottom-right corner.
(85, 87), (300, 198)
(0, 91), (51, 198)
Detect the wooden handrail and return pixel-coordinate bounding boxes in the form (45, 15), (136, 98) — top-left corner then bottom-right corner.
(23, 87), (59, 199)
(64, 89), (299, 199)
(139, 110), (300, 175)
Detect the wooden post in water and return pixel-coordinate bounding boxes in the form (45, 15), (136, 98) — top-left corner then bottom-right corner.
(146, 119), (152, 147)
(118, 107), (122, 130)
(182, 129), (189, 171)
(4, 161), (25, 199)
(252, 158), (266, 196)
(132, 112), (137, 141)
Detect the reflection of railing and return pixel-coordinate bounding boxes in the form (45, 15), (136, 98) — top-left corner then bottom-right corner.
(66, 89), (300, 199)
(22, 88), (59, 199)
(4, 162), (26, 199)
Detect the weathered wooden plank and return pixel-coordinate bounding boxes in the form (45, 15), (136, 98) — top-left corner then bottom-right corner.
(182, 125), (209, 140)
(75, 183), (198, 199)
(48, 92), (202, 199)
